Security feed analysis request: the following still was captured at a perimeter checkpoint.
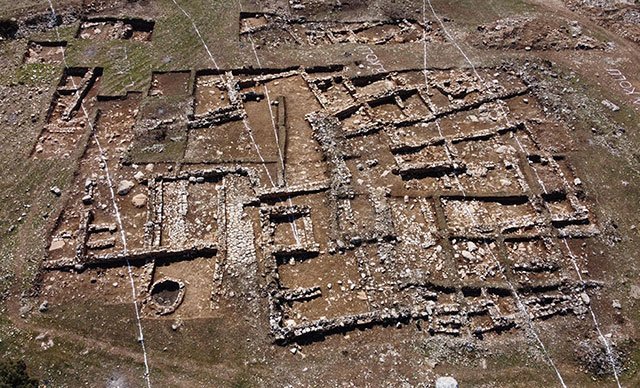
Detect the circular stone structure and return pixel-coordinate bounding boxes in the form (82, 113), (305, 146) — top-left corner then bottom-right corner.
(148, 278), (185, 315)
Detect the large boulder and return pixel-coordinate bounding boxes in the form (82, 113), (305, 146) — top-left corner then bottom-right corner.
(132, 193), (148, 208)
(435, 376), (458, 388)
(117, 180), (135, 196)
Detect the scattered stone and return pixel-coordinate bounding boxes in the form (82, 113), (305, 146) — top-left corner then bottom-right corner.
(461, 250), (474, 261)
(601, 99), (620, 112)
(117, 180), (135, 195)
(580, 292), (590, 305)
(132, 193), (148, 208)
(19, 304), (31, 317)
(630, 285), (640, 300)
(134, 171), (145, 183)
(436, 376), (458, 388)
(466, 241), (478, 252)
(576, 339), (622, 377)
(38, 301), (49, 312)
(41, 338), (54, 350)
(48, 239), (65, 252)
(50, 186), (61, 196)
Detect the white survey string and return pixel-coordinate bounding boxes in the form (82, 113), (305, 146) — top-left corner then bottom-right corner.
(424, 1), (567, 386)
(44, 1), (152, 386)
(427, 1), (622, 385)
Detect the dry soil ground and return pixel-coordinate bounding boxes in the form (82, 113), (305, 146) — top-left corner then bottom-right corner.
(0, 0), (639, 387)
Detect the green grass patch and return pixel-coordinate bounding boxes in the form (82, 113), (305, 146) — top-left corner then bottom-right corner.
(16, 63), (58, 85)
(29, 23), (78, 43)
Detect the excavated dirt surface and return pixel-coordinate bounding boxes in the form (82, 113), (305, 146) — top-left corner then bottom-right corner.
(0, 0), (639, 387)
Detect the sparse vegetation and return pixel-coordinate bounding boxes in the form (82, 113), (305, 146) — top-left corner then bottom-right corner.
(0, 0), (638, 387)
(0, 359), (38, 388)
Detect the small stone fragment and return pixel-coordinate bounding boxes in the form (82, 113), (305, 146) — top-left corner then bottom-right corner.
(461, 250), (474, 261)
(48, 239), (65, 252)
(601, 99), (620, 112)
(134, 171), (145, 183)
(580, 292), (590, 305)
